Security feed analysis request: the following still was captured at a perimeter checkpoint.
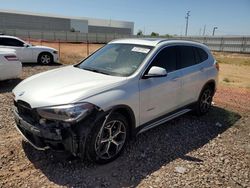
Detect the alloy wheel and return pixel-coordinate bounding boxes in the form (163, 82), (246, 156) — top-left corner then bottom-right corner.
(200, 89), (212, 113)
(95, 120), (126, 160)
(41, 54), (51, 64)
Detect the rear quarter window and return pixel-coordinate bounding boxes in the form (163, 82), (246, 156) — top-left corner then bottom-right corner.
(196, 47), (208, 62)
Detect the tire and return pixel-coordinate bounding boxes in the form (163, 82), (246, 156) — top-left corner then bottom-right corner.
(38, 52), (53, 65)
(195, 86), (214, 116)
(86, 112), (129, 164)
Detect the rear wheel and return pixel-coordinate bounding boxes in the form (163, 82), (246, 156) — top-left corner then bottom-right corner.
(38, 53), (53, 65)
(86, 113), (128, 164)
(195, 86), (213, 116)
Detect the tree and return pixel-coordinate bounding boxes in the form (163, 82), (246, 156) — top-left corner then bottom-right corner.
(150, 32), (159, 37)
(137, 30), (143, 36)
(164, 34), (173, 38)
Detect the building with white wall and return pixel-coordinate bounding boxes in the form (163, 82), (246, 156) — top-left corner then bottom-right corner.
(0, 10), (134, 35)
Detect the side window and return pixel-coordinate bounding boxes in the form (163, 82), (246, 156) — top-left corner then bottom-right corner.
(150, 46), (177, 72)
(0, 38), (24, 47)
(179, 46), (196, 68)
(196, 47), (208, 62)
(193, 47), (201, 64)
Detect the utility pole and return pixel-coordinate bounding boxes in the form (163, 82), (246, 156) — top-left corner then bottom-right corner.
(203, 25), (206, 36)
(212, 27), (218, 36)
(185, 11), (190, 36)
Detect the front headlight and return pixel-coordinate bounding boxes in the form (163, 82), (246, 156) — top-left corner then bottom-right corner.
(36, 102), (95, 123)
(53, 51), (58, 54)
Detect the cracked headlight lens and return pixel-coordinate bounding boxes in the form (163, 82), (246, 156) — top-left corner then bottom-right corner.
(37, 102), (95, 123)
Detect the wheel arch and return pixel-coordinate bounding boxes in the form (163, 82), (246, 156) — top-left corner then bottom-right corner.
(109, 105), (136, 138)
(199, 79), (216, 98)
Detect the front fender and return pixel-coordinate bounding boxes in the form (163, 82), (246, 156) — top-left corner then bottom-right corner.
(81, 86), (140, 128)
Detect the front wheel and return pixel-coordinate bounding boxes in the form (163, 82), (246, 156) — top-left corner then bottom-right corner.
(38, 53), (53, 65)
(195, 86), (213, 116)
(86, 113), (129, 164)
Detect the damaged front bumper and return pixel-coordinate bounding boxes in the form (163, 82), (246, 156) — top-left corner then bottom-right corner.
(13, 107), (103, 157)
(13, 109), (79, 153)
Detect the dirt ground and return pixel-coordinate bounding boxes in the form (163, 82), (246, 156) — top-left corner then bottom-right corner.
(0, 47), (250, 187)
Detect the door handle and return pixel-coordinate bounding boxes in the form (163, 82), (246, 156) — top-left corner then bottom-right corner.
(200, 67), (205, 72)
(171, 76), (179, 81)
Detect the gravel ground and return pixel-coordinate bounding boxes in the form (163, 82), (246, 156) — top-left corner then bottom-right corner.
(0, 64), (249, 188)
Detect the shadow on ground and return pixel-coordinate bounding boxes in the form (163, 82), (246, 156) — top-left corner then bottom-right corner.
(22, 106), (241, 187)
(0, 79), (22, 93)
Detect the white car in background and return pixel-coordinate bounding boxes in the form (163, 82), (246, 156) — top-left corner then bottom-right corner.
(0, 48), (22, 81)
(0, 35), (59, 64)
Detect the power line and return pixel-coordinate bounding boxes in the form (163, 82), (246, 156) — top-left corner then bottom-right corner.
(185, 11), (190, 36)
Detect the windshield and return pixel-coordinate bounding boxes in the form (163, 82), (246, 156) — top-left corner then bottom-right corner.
(77, 43), (153, 76)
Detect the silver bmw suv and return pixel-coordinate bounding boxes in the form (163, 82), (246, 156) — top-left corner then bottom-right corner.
(13, 38), (219, 163)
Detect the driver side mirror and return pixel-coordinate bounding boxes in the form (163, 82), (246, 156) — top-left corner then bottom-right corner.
(143, 66), (167, 79)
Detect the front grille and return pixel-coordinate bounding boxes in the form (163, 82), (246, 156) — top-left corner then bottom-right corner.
(14, 100), (40, 123)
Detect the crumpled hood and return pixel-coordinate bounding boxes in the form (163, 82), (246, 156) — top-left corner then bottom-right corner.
(13, 66), (127, 108)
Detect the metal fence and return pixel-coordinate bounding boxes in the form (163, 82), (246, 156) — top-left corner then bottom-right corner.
(176, 36), (250, 53)
(1, 28), (250, 53)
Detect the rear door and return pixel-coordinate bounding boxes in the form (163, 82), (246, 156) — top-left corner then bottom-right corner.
(139, 46), (182, 125)
(178, 45), (208, 106)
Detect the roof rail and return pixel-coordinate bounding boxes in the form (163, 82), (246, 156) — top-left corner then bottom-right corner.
(156, 38), (171, 44)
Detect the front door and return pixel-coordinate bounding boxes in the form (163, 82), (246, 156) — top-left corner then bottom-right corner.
(139, 46), (182, 125)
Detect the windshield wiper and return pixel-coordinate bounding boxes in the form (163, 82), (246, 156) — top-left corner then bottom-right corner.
(82, 67), (110, 75)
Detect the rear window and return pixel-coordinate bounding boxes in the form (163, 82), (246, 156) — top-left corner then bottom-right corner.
(179, 46), (196, 68)
(179, 46), (209, 68)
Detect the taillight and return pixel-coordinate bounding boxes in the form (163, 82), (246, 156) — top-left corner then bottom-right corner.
(214, 61), (219, 71)
(4, 55), (19, 61)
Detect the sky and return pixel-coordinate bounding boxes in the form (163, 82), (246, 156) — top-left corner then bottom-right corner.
(1, 0), (250, 36)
